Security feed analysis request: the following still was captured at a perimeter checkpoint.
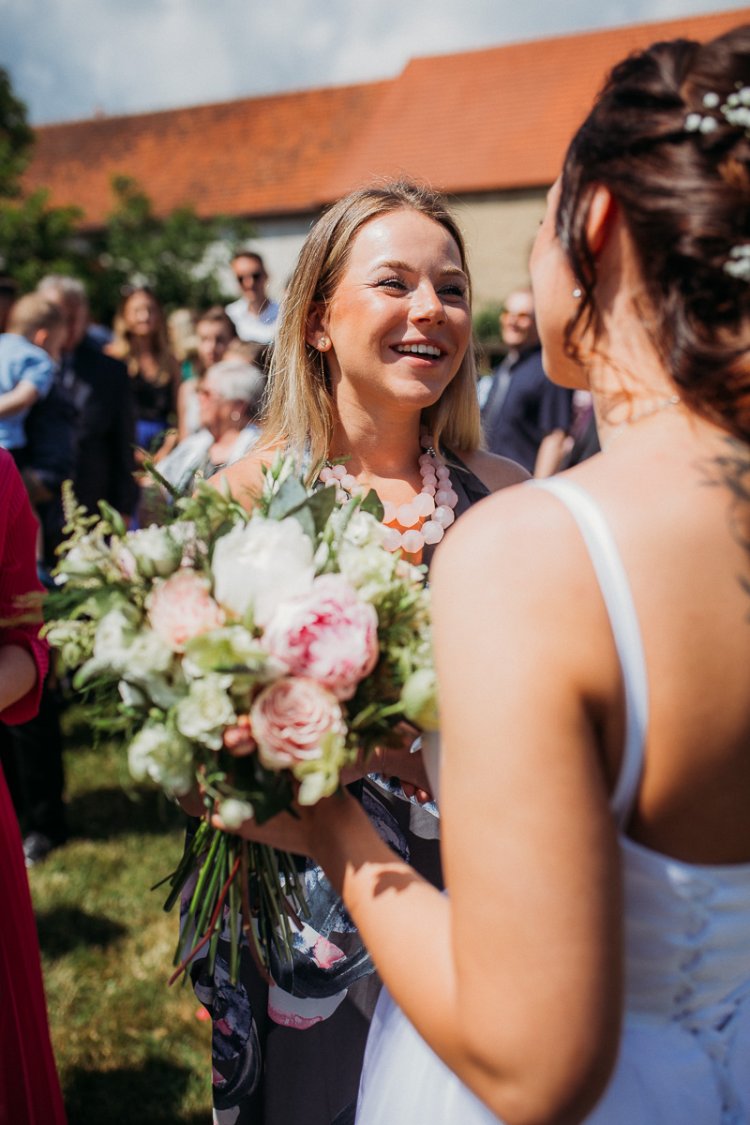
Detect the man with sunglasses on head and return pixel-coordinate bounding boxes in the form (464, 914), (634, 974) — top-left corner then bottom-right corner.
(225, 250), (280, 349)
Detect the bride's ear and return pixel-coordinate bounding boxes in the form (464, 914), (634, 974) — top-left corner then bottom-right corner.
(305, 302), (329, 349)
(586, 185), (618, 256)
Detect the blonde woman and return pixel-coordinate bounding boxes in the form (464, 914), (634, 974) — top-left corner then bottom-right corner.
(196, 180), (527, 1125)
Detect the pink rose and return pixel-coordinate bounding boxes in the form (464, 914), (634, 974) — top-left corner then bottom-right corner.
(263, 574), (379, 700)
(251, 677), (344, 770)
(147, 568), (225, 652)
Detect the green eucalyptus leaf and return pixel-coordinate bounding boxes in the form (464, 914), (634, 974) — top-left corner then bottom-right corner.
(267, 475), (309, 519)
(305, 484), (338, 533)
(360, 488), (385, 521)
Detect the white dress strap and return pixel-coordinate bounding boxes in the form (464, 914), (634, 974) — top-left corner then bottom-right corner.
(531, 477), (648, 826)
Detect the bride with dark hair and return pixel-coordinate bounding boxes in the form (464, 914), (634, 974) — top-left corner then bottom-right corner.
(222, 24), (750, 1124)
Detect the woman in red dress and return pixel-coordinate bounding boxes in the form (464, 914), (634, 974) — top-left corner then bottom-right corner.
(0, 448), (66, 1123)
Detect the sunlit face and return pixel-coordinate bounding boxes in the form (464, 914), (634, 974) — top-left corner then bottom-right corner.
(197, 371), (233, 433)
(529, 177), (586, 389)
(233, 255), (268, 302)
(60, 295), (88, 351)
(317, 208), (471, 414)
(196, 320), (235, 371)
(124, 291), (159, 336)
(500, 290), (537, 350)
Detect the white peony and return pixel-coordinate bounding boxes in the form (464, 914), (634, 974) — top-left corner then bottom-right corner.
(211, 516), (315, 627)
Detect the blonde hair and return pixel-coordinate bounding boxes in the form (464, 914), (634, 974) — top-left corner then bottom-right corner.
(7, 293), (65, 339)
(261, 180), (482, 469)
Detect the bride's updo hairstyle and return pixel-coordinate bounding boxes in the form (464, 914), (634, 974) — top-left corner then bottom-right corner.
(262, 180), (481, 470)
(557, 25), (750, 441)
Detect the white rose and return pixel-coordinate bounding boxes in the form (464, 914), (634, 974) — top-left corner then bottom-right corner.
(59, 536), (111, 578)
(337, 540), (398, 602)
(211, 517), (315, 626)
(124, 627), (175, 678)
(339, 509), (388, 549)
(126, 525), (183, 578)
(78, 605), (139, 679)
(127, 724), (194, 796)
(175, 674), (236, 749)
(218, 798), (255, 829)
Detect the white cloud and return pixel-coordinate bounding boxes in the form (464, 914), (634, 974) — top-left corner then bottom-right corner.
(1, 0), (747, 123)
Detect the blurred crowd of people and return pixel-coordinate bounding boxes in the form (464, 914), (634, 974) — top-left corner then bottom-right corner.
(0, 245), (597, 873)
(0, 258), (278, 868)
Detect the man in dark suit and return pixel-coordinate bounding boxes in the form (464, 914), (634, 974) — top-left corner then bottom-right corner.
(0, 276), (138, 865)
(481, 287), (573, 474)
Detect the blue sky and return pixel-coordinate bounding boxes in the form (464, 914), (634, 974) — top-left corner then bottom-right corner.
(1, 0), (748, 124)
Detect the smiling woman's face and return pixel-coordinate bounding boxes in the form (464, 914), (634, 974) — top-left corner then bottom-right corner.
(314, 208), (472, 415)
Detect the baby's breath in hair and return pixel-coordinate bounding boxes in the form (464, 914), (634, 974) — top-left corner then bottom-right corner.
(685, 84), (750, 137)
(724, 244), (750, 282)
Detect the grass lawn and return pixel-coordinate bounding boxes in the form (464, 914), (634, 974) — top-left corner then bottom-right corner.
(27, 705), (213, 1124)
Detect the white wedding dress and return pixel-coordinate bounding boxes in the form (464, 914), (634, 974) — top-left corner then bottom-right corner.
(356, 478), (750, 1125)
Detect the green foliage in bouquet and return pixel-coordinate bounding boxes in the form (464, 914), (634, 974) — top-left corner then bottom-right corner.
(44, 454), (439, 983)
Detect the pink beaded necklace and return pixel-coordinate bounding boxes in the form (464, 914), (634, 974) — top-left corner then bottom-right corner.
(318, 436), (459, 555)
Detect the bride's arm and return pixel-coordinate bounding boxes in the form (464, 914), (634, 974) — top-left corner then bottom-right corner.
(214, 485), (625, 1124)
(421, 486), (624, 1122)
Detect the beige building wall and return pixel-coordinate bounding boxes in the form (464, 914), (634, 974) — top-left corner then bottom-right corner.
(452, 188), (548, 313)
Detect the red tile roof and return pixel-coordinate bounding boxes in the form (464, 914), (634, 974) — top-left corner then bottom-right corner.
(22, 8), (749, 228)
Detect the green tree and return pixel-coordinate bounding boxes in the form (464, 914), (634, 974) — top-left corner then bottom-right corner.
(0, 189), (83, 291)
(0, 67), (34, 198)
(0, 67), (255, 319)
(87, 175), (255, 324)
(0, 70), (86, 286)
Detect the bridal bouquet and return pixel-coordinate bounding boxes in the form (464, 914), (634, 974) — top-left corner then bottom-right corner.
(44, 454), (438, 982)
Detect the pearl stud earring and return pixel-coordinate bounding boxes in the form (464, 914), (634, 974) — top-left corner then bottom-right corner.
(318, 336), (330, 351)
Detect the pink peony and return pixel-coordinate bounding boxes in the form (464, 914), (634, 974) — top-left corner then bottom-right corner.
(147, 568), (225, 652)
(263, 574), (379, 700)
(251, 677), (344, 770)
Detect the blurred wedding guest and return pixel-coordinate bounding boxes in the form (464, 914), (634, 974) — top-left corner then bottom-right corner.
(177, 306), (238, 440)
(481, 286), (573, 473)
(0, 294), (65, 461)
(534, 388), (600, 477)
(168, 307), (199, 381)
(33, 276), (138, 542)
(0, 449), (66, 1124)
(0, 275), (137, 868)
(225, 250), (280, 350)
(0, 275), (19, 333)
(156, 358), (264, 495)
(105, 285), (181, 461)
